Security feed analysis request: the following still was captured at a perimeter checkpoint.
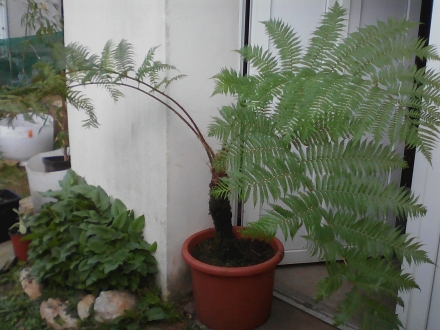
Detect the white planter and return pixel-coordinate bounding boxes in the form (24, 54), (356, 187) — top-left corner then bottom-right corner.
(25, 149), (68, 211)
(0, 114), (54, 164)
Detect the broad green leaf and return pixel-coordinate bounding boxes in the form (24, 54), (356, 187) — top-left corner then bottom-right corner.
(69, 225), (82, 240)
(86, 224), (124, 240)
(112, 212), (128, 230)
(78, 259), (94, 272)
(128, 215), (145, 235)
(103, 260), (121, 273)
(147, 307), (167, 321)
(111, 198), (127, 217)
(86, 238), (108, 254)
(127, 324), (138, 330)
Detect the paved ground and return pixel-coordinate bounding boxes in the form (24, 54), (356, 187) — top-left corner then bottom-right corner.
(258, 297), (337, 329)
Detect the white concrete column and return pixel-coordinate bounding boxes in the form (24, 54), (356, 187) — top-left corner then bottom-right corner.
(63, 0), (241, 297)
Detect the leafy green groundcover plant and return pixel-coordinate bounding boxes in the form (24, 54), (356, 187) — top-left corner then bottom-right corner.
(26, 170), (158, 292)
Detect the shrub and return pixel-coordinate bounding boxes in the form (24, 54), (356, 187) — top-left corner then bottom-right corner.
(27, 170), (158, 292)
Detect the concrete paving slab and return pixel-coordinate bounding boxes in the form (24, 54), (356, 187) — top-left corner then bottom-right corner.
(258, 297), (337, 330)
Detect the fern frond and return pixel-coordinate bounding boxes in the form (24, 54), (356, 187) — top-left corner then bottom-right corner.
(326, 258), (416, 329)
(208, 4), (440, 329)
(325, 210), (431, 266)
(209, 103), (275, 142)
(326, 18), (418, 73)
(262, 19), (302, 72)
(313, 174), (426, 219)
(66, 90), (98, 128)
(302, 3), (346, 70)
(153, 73), (187, 92)
(99, 40), (115, 72)
(212, 68), (242, 96)
(135, 45), (160, 81)
(242, 192), (322, 241)
(237, 45), (279, 75)
(358, 297), (402, 330)
(333, 288), (363, 326)
(299, 140), (406, 178)
(113, 39), (135, 74)
(213, 153), (310, 205)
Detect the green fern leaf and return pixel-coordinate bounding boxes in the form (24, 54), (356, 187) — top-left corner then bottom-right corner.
(113, 39), (135, 74)
(302, 3), (346, 70)
(262, 19), (302, 72)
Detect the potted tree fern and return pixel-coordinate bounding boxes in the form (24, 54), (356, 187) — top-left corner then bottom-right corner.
(9, 3), (440, 329)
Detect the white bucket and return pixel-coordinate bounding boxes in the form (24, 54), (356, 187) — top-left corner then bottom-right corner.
(0, 114), (54, 163)
(25, 149), (68, 211)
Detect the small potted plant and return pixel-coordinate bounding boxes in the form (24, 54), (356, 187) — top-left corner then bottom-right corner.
(9, 209), (32, 261)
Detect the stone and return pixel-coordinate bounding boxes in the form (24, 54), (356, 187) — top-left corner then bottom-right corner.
(40, 298), (79, 329)
(77, 294), (95, 320)
(182, 301), (195, 318)
(19, 267), (42, 300)
(94, 290), (136, 323)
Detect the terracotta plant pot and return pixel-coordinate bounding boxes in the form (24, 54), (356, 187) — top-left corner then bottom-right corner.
(9, 232), (30, 261)
(182, 226), (284, 330)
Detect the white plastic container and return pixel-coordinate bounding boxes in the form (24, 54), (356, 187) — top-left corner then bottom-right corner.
(0, 114), (54, 163)
(25, 149), (68, 211)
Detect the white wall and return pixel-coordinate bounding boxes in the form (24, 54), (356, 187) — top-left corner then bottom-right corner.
(0, 0), (8, 41)
(63, 0), (241, 297)
(398, 1), (440, 328)
(164, 1), (242, 293)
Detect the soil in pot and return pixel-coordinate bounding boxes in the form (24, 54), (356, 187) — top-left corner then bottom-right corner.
(42, 156), (71, 173)
(191, 236), (275, 267)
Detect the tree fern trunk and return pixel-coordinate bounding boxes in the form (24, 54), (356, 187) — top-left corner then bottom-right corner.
(208, 193), (233, 239)
(209, 166), (233, 239)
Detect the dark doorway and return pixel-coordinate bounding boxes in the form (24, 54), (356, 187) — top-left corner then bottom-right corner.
(396, 0), (434, 233)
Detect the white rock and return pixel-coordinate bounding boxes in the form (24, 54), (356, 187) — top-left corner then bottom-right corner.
(94, 290), (136, 323)
(19, 267), (42, 300)
(77, 294), (95, 320)
(40, 298), (78, 329)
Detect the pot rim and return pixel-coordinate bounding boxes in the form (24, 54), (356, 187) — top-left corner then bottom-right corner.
(182, 226), (284, 277)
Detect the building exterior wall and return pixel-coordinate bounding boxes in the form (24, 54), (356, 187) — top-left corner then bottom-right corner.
(164, 0), (242, 294)
(63, 0), (241, 296)
(399, 1), (440, 328)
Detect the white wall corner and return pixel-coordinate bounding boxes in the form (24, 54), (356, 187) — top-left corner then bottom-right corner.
(163, 0), (242, 297)
(64, 0), (242, 298)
